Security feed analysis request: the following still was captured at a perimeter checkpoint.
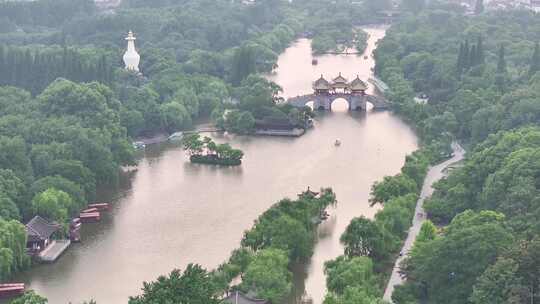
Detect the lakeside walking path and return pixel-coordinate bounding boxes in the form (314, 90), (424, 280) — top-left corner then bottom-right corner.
(383, 142), (465, 302)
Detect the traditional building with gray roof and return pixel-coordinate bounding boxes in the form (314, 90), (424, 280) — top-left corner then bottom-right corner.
(349, 75), (368, 94)
(26, 216), (59, 252)
(223, 291), (269, 304)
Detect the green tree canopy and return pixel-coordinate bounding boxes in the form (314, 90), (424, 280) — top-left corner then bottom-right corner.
(340, 216), (397, 260)
(241, 249), (292, 303)
(369, 174), (418, 206)
(31, 188), (74, 223)
(129, 264), (221, 304)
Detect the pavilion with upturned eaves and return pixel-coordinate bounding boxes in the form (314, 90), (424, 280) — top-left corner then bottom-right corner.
(312, 73), (368, 95)
(289, 73), (388, 111)
(350, 75), (368, 94)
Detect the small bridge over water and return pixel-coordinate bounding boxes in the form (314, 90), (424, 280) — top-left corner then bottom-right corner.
(286, 74), (390, 111)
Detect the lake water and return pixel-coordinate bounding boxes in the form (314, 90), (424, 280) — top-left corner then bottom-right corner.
(12, 27), (418, 304)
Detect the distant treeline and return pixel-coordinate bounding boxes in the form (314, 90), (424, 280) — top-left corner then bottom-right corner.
(0, 45), (114, 94)
(0, 0), (95, 29)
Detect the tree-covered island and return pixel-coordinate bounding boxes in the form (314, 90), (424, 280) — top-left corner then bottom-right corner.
(181, 134), (244, 166)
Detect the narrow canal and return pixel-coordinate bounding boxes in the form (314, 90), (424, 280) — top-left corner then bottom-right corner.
(12, 26), (418, 304)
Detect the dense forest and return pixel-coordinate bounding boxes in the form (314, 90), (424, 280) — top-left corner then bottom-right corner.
(2, 0), (540, 303)
(370, 3), (540, 304)
(0, 46), (114, 94)
(0, 0), (390, 292)
(0, 0), (300, 285)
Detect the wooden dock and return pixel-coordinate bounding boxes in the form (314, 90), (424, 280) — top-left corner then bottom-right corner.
(254, 128), (305, 137)
(39, 240), (71, 263)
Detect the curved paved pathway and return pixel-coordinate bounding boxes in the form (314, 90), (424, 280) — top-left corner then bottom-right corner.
(383, 142), (465, 302)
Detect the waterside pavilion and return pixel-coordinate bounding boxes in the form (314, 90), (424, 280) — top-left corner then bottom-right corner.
(25, 216), (60, 253)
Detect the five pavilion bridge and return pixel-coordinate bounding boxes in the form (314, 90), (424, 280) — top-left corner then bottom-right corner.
(286, 73), (390, 111)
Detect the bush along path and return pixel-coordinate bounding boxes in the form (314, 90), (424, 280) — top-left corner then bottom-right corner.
(383, 142), (465, 302)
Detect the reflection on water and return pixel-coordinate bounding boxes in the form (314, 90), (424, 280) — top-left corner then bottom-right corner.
(12, 26), (417, 304)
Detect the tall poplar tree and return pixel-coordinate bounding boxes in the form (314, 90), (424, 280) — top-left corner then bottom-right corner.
(463, 40), (470, 70)
(470, 45), (477, 67)
(496, 45), (507, 92)
(529, 42), (539, 78)
(476, 36), (484, 65)
(497, 45), (506, 74)
(457, 42), (465, 75)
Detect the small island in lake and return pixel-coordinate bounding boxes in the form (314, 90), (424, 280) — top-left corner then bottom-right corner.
(182, 134), (244, 166)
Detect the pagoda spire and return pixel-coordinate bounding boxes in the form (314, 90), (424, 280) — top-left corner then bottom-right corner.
(123, 30), (140, 72)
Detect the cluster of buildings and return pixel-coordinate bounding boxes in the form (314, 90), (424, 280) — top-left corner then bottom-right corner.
(456, 0), (540, 12)
(484, 0), (540, 12)
(93, 0), (122, 10)
(24, 203), (109, 263)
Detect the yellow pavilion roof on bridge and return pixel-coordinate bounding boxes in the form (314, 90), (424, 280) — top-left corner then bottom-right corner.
(350, 75), (368, 91)
(331, 73), (349, 89)
(313, 74), (331, 90)
(332, 72), (348, 84)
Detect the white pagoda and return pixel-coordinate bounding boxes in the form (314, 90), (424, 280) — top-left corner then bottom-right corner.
(123, 30), (140, 72)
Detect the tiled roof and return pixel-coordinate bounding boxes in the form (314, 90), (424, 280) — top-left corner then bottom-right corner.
(223, 291), (269, 304)
(313, 74), (331, 90)
(26, 216), (59, 242)
(350, 75), (368, 91)
(332, 72), (348, 84)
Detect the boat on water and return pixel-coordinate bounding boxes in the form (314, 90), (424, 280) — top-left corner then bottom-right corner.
(0, 283), (25, 298)
(132, 141), (146, 149)
(167, 131), (184, 141)
(312, 58), (318, 65)
(334, 139), (341, 146)
(320, 210), (330, 220)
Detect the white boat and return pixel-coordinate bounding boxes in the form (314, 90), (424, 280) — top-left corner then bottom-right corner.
(132, 141), (146, 149)
(167, 132), (184, 141)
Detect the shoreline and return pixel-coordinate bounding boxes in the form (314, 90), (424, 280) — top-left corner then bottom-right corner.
(383, 142), (466, 302)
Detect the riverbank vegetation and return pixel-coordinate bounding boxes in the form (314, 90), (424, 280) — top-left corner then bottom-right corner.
(371, 3), (540, 304)
(181, 134), (244, 166)
(0, 0), (306, 283)
(322, 149), (434, 304)
(4, 1), (540, 304)
(0, 79), (134, 281)
(212, 188), (335, 303)
(129, 188), (336, 303)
